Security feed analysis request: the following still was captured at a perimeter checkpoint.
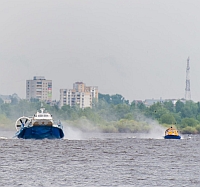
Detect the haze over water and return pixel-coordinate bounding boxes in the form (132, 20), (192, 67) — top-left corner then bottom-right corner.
(0, 131), (199, 186)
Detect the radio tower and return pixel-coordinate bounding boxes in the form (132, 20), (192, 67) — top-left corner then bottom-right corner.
(185, 57), (191, 100)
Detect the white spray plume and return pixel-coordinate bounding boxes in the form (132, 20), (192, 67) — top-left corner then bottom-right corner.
(62, 124), (84, 140)
(134, 112), (166, 139)
(138, 122), (166, 139)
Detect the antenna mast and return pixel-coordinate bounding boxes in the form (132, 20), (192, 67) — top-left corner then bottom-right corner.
(185, 57), (191, 100)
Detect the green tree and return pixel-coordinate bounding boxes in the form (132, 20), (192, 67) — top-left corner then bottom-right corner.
(113, 104), (130, 120)
(137, 102), (146, 111)
(160, 113), (176, 124)
(181, 118), (199, 128)
(181, 107), (193, 118)
(175, 100), (184, 113)
(0, 98), (4, 105)
(11, 97), (19, 105)
(130, 101), (136, 110)
(180, 101), (198, 118)
(98, 93), (111, 104)
(111, 94), (127, 105)
(145, 102), (168, 120)
(181, 126), (198, 134)
(163, 101), (174, 112)
(172, 113), (182, 124)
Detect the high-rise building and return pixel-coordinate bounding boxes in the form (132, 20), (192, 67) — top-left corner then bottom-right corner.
(26, 76), (52, 103)
(59, 82), (98, 108)
(73, 82), (85, 92)
(73, 82), (98, 99)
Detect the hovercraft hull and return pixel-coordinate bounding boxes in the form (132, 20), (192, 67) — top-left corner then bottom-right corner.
(164, 135), (181, 139)
(16, 126), (64, 139)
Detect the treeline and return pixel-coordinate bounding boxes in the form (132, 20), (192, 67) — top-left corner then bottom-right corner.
(0, 93), (200, 134)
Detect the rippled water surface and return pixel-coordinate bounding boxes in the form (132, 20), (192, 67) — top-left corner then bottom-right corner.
(0, 131), (199, 187)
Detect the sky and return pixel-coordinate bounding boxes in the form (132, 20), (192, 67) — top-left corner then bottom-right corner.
(0, 0), (200, 102)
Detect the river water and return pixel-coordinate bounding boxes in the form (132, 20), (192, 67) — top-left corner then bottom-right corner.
(0, 130), (199, 187)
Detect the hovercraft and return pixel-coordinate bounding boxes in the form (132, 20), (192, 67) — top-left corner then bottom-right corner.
(14, 108), (64, 139)
(164, 127), (181, 139)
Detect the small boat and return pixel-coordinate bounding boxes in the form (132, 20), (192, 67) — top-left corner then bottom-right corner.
(14, 108), (64, 139)
(164, 127), (181, 139)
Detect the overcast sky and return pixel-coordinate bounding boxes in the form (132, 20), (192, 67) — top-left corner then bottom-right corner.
(1, 0), (200, 102)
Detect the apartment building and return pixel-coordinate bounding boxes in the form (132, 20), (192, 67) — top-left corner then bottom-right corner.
(26, 76), (52, 103)
(60, 82), (98, 108)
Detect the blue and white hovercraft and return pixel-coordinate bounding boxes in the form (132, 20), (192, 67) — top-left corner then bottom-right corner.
(15, 108), (64, 139)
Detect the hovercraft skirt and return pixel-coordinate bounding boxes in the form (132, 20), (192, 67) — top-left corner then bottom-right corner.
(17, 126), (64, 139)
(164, 135), (181, 139)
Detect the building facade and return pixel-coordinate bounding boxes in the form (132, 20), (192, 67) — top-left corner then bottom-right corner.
(60, 82), (98, 108)
(26, 76), (52, 103)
